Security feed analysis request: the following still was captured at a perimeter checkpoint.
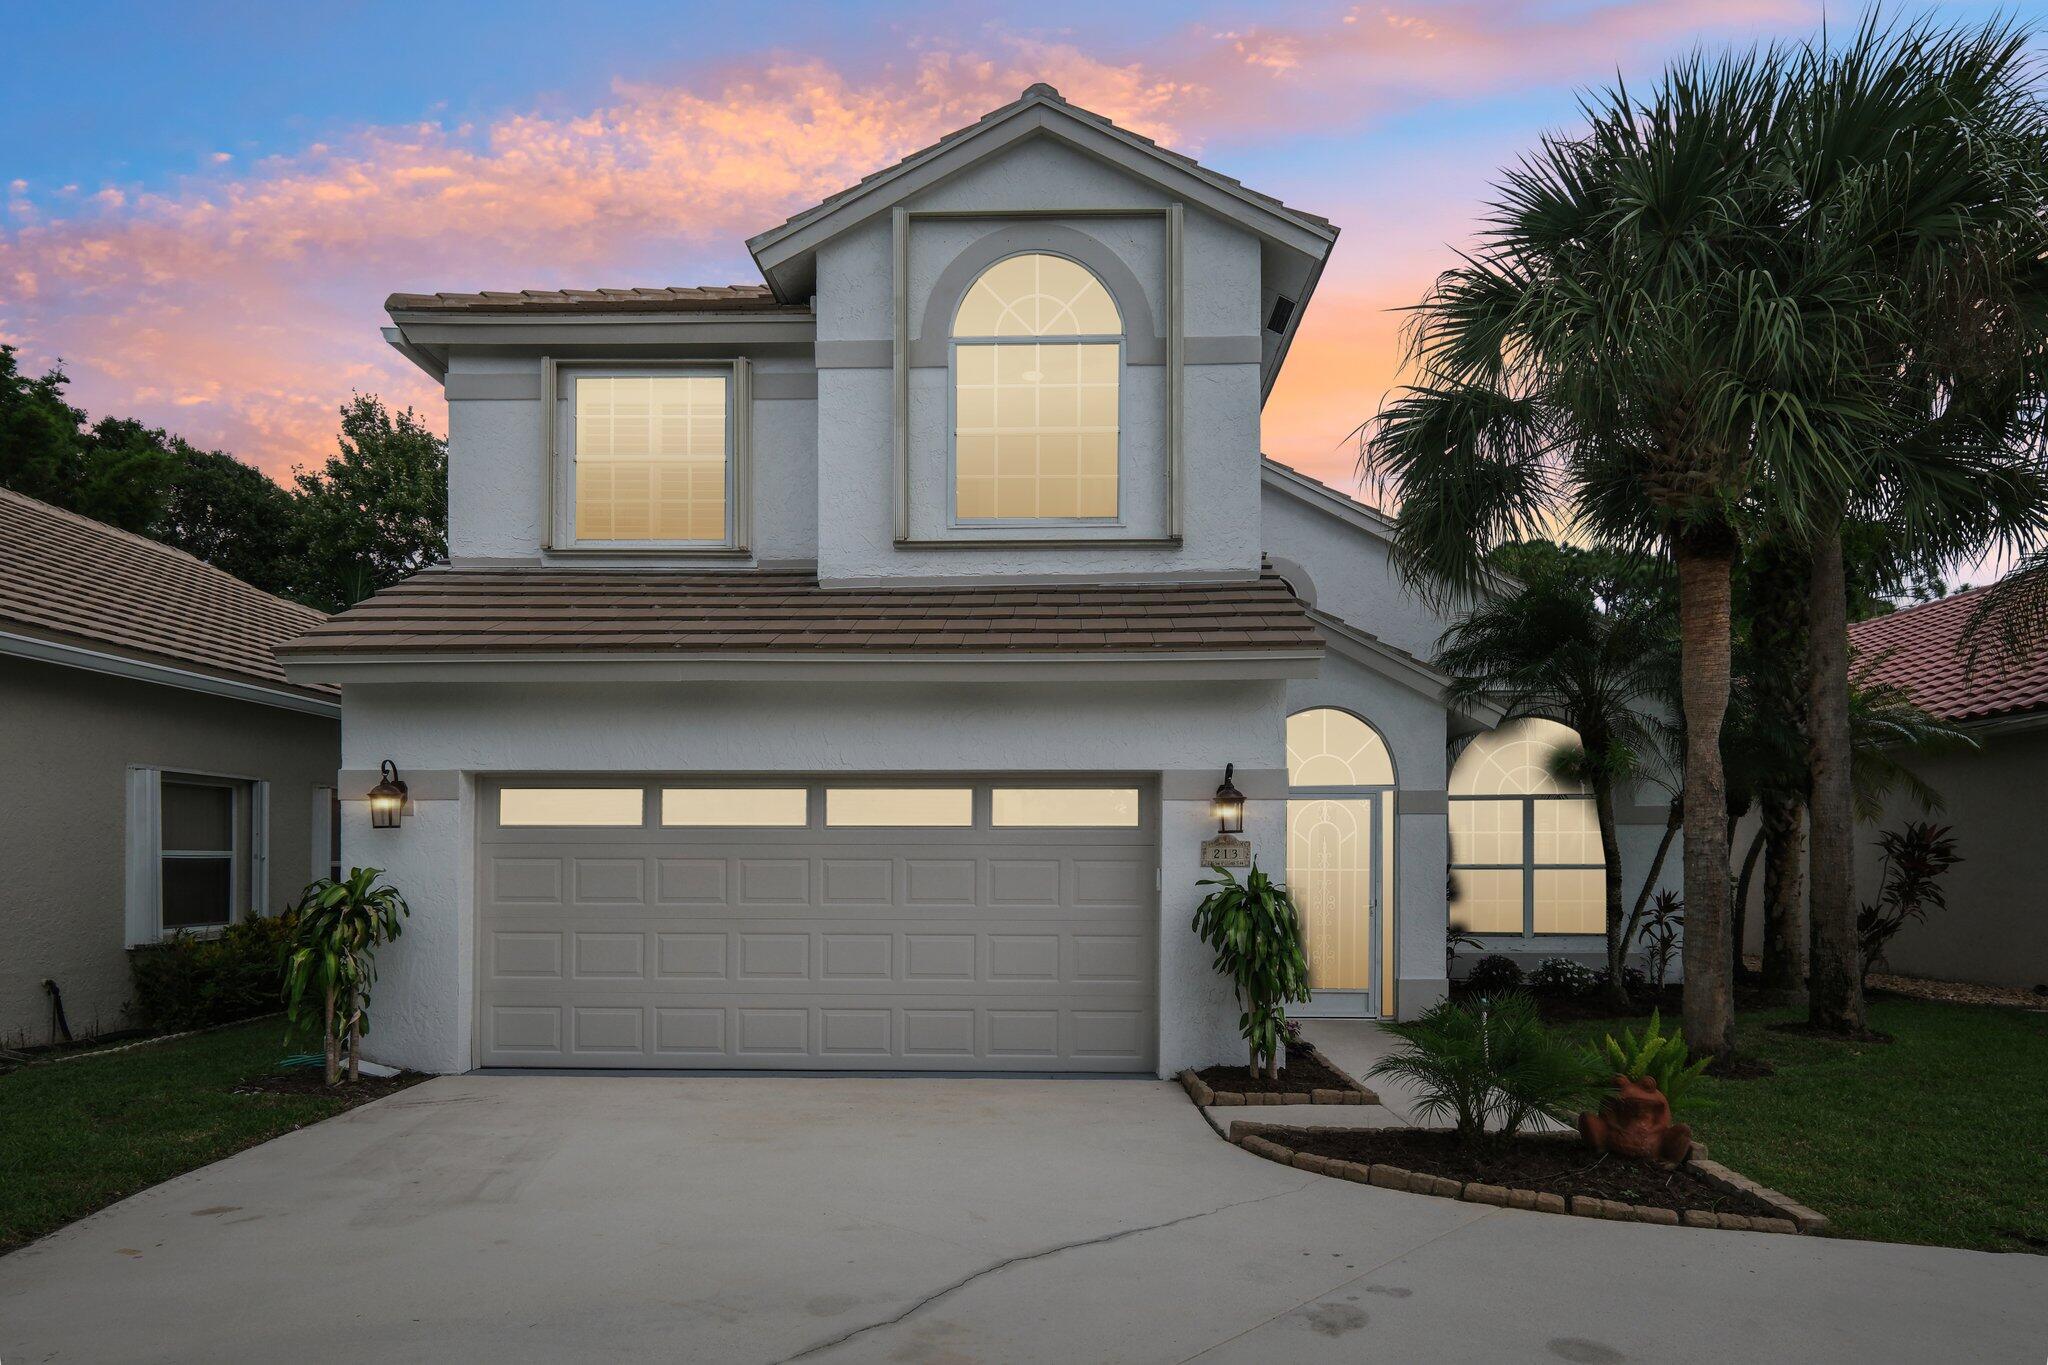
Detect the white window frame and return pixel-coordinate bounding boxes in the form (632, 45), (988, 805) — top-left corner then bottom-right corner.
(545, 358), (752, 555)
(947, 251), (1126, 530)
(126, 768), (269, 943)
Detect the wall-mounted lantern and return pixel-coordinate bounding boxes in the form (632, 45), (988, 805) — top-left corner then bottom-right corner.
(1211, 763), (1245, 835)
(367, 760), (409, 830)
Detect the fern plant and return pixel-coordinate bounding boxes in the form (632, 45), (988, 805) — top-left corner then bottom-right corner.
(1598, 1009), (1710, 1112)
(1190, 862), (1311, 1079)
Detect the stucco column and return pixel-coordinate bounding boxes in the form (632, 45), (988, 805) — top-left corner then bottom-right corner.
(1155, 788), (1285, 1076)
(346, 778), (476, 1074)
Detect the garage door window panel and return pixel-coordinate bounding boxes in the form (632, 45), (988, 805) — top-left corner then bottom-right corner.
(825, 788), (974, 828)
(991, 788), (1140, 828)
(499, 788), (645, 828)
(661, 788), (809, 828)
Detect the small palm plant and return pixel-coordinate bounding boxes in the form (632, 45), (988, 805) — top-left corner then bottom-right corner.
(1190, 862), (1311, 1080)
(282, 868), (411, 1085)
(1369, 993), (1599, 1144)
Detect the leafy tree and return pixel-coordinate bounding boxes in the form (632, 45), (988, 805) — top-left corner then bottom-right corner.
(1435, 542), (1677, 1007)
(292, 395), (448, 612)
(158, 440), (302, 598)
(0, 348), (172, 531)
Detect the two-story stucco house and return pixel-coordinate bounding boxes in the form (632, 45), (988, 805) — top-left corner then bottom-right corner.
(280, 85), (1681, 1077)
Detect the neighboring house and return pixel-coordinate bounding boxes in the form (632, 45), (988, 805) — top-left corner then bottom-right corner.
(0, 490), (341, 1046)
(281, 85), (1679, 1076)
(1830, 589), (2044, 990)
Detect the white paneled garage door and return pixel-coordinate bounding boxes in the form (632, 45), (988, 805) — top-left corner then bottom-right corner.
(476, 778), (1158, 1071)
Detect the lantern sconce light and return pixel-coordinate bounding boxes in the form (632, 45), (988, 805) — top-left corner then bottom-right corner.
(1211, 763), (1245, 835)
(367, 760), (409, 830)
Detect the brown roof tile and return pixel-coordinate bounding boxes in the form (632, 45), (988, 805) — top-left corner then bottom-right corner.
(1848, 588), (2048, 724)
(279, 567), (1322, 661)
(0, 489), (335, 699)
(384, 285), (809, 316)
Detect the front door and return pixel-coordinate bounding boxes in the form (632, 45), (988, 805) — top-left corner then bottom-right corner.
(1285, 793), (1379, 1017)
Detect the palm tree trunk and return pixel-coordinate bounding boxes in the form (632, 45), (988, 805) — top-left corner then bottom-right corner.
(1759, 794), (1808, 1005)
(322, 982), (340, 1087)
(1593, 774), (1630, 1008)
(1732, 822), (1765, 974)
(1621, 798), (1682, 954)
(1675, 534), (1737, 1060)
(1805, 522), (1864, 1033)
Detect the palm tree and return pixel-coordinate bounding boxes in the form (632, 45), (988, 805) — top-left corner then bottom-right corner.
(1776, 19), (2048, 1034)
(1435, 542), (1676, 1007)
(1364, 49), (1875, 1058)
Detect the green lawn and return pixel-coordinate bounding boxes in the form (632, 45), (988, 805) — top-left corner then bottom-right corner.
(1556, 996), (2048, 1254)
(0, 1020), (407, 1255)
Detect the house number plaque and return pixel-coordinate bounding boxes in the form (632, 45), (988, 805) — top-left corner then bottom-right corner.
(1201, 835), (1251, 868)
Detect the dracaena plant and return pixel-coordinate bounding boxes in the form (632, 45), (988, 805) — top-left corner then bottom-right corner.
(1190, 862), (1311, 1080)
(282, 868), (411, 1085)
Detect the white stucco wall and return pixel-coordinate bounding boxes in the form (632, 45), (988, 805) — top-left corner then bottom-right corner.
(443, 352), (820, 566)
(340, 678), (1288, 1075)
(814, 137), (1266, 583)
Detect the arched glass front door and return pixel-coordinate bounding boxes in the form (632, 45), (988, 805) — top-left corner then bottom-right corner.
(1285, 708), (1396, 1017)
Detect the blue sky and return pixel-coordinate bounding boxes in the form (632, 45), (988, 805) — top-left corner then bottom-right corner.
(3, 0), (2040, 511)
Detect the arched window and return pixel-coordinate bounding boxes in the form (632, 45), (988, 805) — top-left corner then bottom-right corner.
(952, 253), (1122, 523)
(1449, 718), (1605, 936)
(1286, 708), (1396, 1010)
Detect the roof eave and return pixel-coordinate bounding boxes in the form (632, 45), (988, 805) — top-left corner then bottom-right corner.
(3, 627), (341, 718)
(283, 648), (1323, 687)
(746, 95), (1335, 303)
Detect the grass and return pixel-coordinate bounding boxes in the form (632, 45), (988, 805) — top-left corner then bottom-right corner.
(1556, 995), (2048, 1254)
(0, 1019), (405, 1256)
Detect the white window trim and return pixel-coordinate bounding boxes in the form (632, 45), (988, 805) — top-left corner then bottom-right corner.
(543, 357), (753, 556)
(125, 767), (271, 945)
(946, 251), (1127, 531)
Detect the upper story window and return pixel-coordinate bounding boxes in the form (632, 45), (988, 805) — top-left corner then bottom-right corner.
(568, 372), (732, 546)
(952, 253), (1122, 523)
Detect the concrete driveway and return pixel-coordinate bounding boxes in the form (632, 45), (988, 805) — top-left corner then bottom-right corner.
(3, 1068), (2043, 1363)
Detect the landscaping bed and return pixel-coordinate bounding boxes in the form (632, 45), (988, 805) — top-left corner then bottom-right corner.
(232, 1068), (425, 1101)
(1184, 1042), (1376, 1105)
(1231, 1122), (1822, 1233)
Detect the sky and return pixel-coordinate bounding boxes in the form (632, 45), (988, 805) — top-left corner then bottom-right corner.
(2, 0), (2039, 510)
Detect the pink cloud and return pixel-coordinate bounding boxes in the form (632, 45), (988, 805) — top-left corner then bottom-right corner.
(0, 3), (1817, 481)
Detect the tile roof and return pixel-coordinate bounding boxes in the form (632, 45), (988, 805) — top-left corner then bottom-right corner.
(749, 83), (1334, 253)
(384, 285), (809, 316)
(1849, 588), (2048, 724)
(279, 567), (1322, 661)
(0, 489), (335, 700)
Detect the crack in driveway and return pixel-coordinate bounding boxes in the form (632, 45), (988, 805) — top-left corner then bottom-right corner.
(774, 1182), (1313, 1363)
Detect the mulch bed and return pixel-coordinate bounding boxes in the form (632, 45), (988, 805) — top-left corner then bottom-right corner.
(1273, 1127), (1787, 1222)
(1867, 972), (2048, 1012)
(1193, 1044), (1369, 1099)
(231, 1068), (428, 1101)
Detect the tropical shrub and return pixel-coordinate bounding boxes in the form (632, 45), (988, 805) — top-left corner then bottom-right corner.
(1634, 890), (1684, 991)
(282, 868), (411, 1085)
(1462, 955), (1524, 996)
(1368, 993), (1600, 1142)
(1597, 1009), (1710, 1113)
(1592, 965), (1651, 999)
(128, 912), (297, 1031)
(1191, 862), (1311, 1080)
(1857, 822), (1962, 980)
(1528, 957), (1598, 997)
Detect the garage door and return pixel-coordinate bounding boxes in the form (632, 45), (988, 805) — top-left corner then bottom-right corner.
(476, 778), (1158, 1070)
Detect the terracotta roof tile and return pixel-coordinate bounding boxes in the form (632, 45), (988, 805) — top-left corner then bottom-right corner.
(0, 489), (335, 699)
(384, 285), (809, 316)
(279, 567), (1322, 661)
(1848, 588), (2048, 724)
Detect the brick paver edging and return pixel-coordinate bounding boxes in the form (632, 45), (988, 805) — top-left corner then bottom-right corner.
(1177, 1056), (1377, 1107)
(1225, 1121), (1831, 1235)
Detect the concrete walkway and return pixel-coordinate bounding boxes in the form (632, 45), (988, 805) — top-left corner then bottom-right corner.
(2, 1050), (2043, 1362)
